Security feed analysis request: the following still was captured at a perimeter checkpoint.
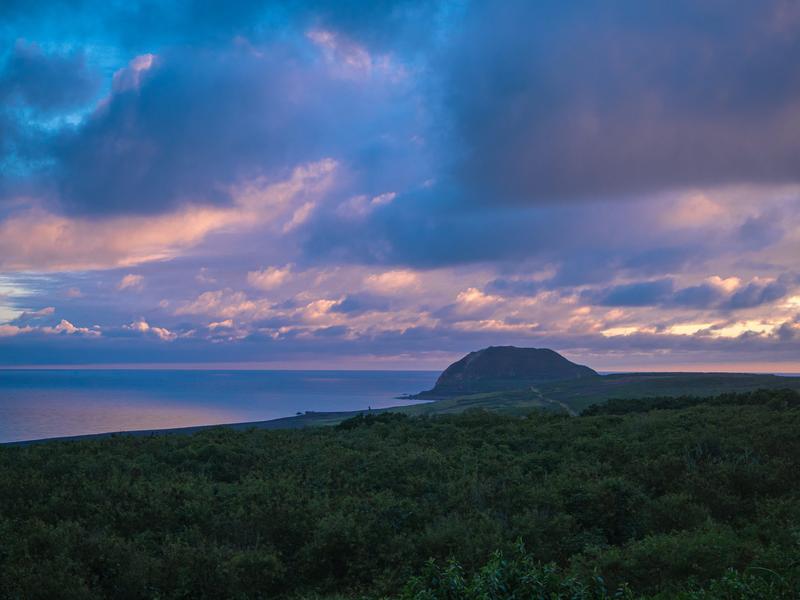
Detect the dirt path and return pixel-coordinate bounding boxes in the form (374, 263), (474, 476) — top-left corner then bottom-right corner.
(530, 387), (578, 416)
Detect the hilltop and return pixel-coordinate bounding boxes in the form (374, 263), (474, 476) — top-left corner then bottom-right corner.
(416, 346), (598, 397)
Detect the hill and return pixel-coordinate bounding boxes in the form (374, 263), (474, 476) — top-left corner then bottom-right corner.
(416, 346), (598, 397)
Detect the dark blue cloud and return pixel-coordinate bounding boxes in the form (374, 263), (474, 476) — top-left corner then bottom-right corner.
(670, 283), (725, 309)
(0, 42), (100, 197)
(444, 0), (800, 204)
(8, 0), (800, 218)
(1, 0), (434, 216)
(331, 293), (392, 315)
(53, 40), (420, 215)
(485, 277), (541, 297)
(0, 41), (100, 113)
(722, 277), (793, 310)
(584, 279), (674, 307)
(312, 324), (350, 338)
(581, 274), (797, 310)
(737, 212), (786, 251)
(1, 0), (439, 53)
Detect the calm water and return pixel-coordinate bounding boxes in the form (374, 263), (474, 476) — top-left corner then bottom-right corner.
(0, 370), (438, 443)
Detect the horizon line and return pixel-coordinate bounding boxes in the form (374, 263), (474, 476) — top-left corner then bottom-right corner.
(1, 362), (798, 376)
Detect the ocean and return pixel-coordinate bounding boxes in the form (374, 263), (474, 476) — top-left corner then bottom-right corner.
(0, 369), (438, 443)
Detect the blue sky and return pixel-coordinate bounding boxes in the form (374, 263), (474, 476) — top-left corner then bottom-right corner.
(1, 0), (799, 371)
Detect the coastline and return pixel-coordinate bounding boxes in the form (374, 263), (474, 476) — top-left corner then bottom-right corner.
(1, 408), (371, 446)
(6, 370), (800, 446)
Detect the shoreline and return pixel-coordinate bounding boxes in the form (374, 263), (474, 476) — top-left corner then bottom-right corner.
(1, 408), (372, 447)
(5, 370), (800, 446)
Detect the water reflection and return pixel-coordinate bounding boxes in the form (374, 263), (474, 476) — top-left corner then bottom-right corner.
(0, 370), (437, 442)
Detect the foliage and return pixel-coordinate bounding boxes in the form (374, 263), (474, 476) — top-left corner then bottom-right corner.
(582, 388), (800, 416)
(1, 390), (799, 599)
(401, 541), (634, 599)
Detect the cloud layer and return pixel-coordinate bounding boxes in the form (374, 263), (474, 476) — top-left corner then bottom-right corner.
(1, 1), (800, 370)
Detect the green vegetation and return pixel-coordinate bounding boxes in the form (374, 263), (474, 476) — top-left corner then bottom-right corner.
(407, 371), (800, 416)
(279, 371), (800, 429)
(1, 389), (800, 598)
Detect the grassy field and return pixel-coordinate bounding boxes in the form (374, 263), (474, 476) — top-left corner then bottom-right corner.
(297, 372), (800, 425)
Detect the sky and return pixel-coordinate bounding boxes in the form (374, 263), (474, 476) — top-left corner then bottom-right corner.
(0, 0), (799, 372)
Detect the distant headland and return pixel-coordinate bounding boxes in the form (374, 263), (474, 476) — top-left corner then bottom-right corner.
(416, 346), (597, 398)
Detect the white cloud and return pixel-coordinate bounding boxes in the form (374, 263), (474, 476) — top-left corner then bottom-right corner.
(306, 28), (407, 83)
(707, 275), (741, 293)
(364, 270), (420, 293)
(299, 298), (339, 322)
(111, 53), (157, 93)
(175, 289), (272, 320)
(0, 318), (99, 337)
(456, 287), (499, 310)
(337, 191), (397, 218)
(124, 319), (176, 341)
(666, 193), (727, 229)
(0, 324), (28, 337)
(282, 201), (316, 233)
(49, 319), (99, 336)
(118, 273), (144, 291)
(247, 265), (292, 290)
(195, 268), (216, 284)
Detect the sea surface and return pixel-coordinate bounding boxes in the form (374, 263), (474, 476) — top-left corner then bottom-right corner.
(0, 370), (438, 443)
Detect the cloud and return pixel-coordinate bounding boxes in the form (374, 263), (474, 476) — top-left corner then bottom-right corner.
(111, 54), (157, 93)
(195, 268), (216, 284)
(0, 206), (233, 271)
(208, 319), (234, 330)
(247, 265), (292, 290)
(331, 293), (392, 315)
(336, 191), (397, 219)
(123, 318), (176, 341)
(117, 273), (144, 291)
(451, 288), (501, 317)
(722, 277), (793, 310)
(12, 306), (55, 323)
(0, 159), (336, 271)
(486, 277), (542, 297)
(582, 274), (797, 311)
(175, 289), (271, 320)
(0, 324), (28, 337)
(49, 319), (100, 336)
(0, 40), (100, 113)
(776, 317), (800, 342)
(0, 318), (99, 337)
(585, 279), (675, 307)
(670, 283), (726, 309)
(3, 1), (800, 370)
(49, 37), (412, 217)
(364, 269), (420, 293)
(0, 0), (439, 58)
(282, 202), (316, 233)
(445, 1), (800, 204)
